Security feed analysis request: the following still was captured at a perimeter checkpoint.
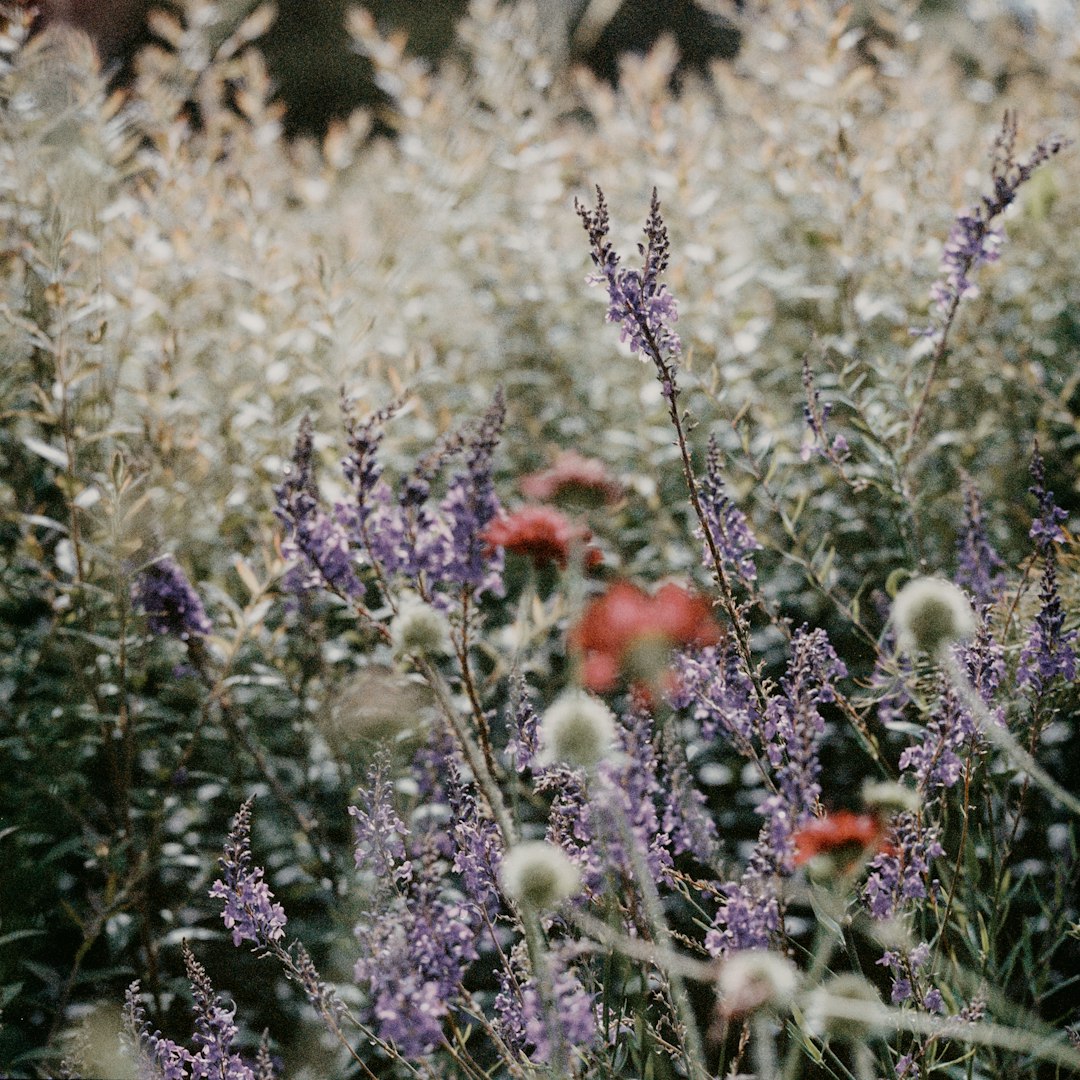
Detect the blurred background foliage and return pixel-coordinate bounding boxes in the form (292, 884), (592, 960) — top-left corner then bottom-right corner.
(0, 0), (1078, 1076)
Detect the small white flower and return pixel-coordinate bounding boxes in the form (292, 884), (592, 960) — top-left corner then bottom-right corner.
(500, 841), (580, 911)
(537, 690), (617, 770)
(390, 593), (452, 659)
(892, 576), (976, 657)
(717, 949), (799, 1017)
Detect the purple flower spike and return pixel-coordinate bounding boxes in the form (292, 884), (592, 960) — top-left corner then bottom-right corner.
(274, 416), (363, 598)
(437, 388), (506, 597)
(123, 982), (194, 1080)
(1019, 445), (1077, 693)
(955, 478), (1006, 608)
(576, 186), (681, 363)
(698, 436), (761, 585)
(210, 799), (288, 949)
(929, 112), (1066, 323)
(184, 944), (257, 1080)
(133, 556), (212, 641)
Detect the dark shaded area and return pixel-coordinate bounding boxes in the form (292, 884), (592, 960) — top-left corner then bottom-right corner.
(34, 0), (742, 136)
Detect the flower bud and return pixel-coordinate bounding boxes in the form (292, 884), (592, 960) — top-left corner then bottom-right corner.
(538, 690), (616, 770)
(717, 949), (799, 1018)
(500, 841), (580, 911)
(892, 577), (976, 657)
(390, 593), (452, 659)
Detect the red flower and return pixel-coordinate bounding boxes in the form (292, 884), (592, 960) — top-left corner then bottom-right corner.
(570, 581), (721, 692)
(520, 451), (622, 506)
(793, 811), (889, 868)
(482, 505), (601, 570)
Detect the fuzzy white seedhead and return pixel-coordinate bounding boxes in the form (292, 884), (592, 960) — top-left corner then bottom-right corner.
(390, 593), (452, 659)
(862, 780), (921, 817)
(537, 690), (617, 770)
(717, 949), (799, 1017)
(892, 576), (976, 657)
(500, 841), (580, 911)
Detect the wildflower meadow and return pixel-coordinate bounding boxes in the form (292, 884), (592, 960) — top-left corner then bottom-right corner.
(1, 1), (1079, 1078)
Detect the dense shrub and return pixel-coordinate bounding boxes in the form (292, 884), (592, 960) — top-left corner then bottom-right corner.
(0, 1), (1078, 1078)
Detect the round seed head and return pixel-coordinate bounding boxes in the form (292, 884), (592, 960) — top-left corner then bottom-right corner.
(892, 577), (976, 657)
(538, 690), (617, 770)
(862, 780), (921, 817)
(500, 841), (580, 911)
(717, 949), (799, 1017)
(391, 593), (453, 659)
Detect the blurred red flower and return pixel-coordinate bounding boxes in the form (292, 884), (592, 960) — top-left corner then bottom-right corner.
(570, 581), (721, 692)
(519, 451), (622, 505)
(483, 505), (601, 570)
(793, 811), (889, 868)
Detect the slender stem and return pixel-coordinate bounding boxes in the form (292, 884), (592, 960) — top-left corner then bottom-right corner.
(416, 657), (516, 846)
(942, 652), (1080, 817)
(599, 775), (709, 1080)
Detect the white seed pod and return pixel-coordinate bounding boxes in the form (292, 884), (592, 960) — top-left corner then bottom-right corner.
(862, 780), (921, 817)
(717, 949), (799, 1017)
(390, 593), (452, 659)
(537, 690), (616, 770)
(500, 841), (580, 911)
(892, 577), (976, 657)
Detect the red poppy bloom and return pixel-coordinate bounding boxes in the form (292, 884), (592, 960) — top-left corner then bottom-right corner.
(520, 451), (622, 505)
(570, 581), (721, 692)
(483, 505), (601, 570)
(793, 811), (889, 867)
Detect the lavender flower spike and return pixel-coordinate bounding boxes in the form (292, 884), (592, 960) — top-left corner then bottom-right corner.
(1018, 444), (1077, 692)
(123, 981), (193, 1080)
(132, 556), (212, 641)
(576, 185), (681, 362)
(955, 477), (1006, 608)
(698, 436), (761, 585)
(929, 111), (1066, 322)
(184, 943), (257, 1080)
(210, 798), (287, 949)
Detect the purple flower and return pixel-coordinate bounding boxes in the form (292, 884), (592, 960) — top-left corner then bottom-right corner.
(209, 799), (288, 949)
(801, 357), (851, 465)
(864, 812), (944, 920)
(436, 389), (506, 597)
(955, 478), (1006, 607)
(670, 638), (759, 748)
(760, 626), (847, 870)
(576, 186), (681, 363)
(698, 436), (760, 585)
(494, 943), (597, 1064)
(274, 416), (362, 597)
(504, 673), (541, 774)
(928, 113), (1066, 322)
(706, 628), (845, 954)
(132, 556), (212, 641)
(349, 748), (484, 1056)
(123, 982), (193, 1080)
(705, 847), (782, 957)
(1028, 444), (1069, 553)
(340, 394), (403, 514)
(1018, 548), (1077, 693)
(353, 880), (480, 1056)
(184, 944), (257, 1080)
(350, 755), (412, 887)
(1018, 446), (1076, 693)
(660, 746), (720, 864)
